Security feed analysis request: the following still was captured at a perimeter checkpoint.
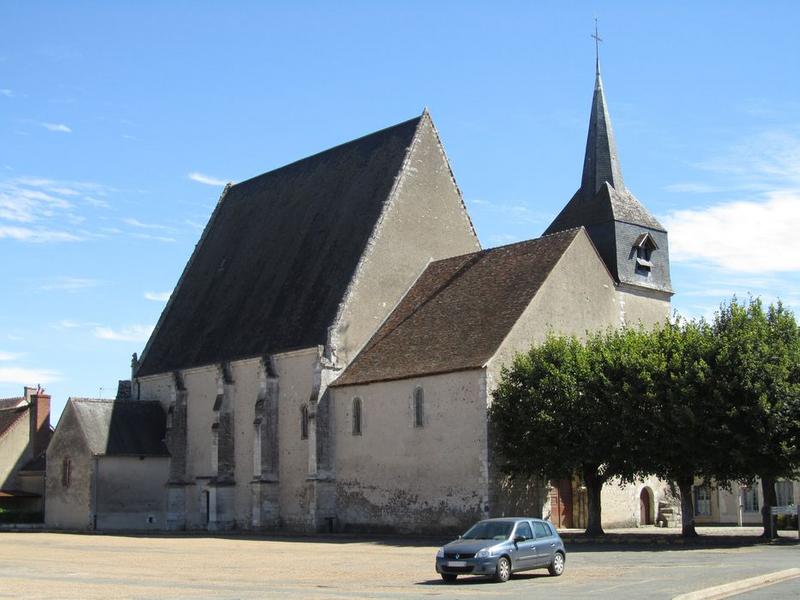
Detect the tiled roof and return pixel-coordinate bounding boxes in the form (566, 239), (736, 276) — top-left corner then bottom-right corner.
(69, 399), (169, 456)
(0, 397), (24, 410)
(137, 115), (424, 376)
(0, 406), (27, 439)
(332, 229), (581, 387)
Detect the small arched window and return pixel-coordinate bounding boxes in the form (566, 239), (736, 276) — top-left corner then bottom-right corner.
(413, 387), (424, 428)
(352, 397), (362, 436)
(300, 405), (309, 440)
(166, 405), (174, 430)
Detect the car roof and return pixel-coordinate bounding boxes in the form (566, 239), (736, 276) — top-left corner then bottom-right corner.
(478, 517), (545, 523)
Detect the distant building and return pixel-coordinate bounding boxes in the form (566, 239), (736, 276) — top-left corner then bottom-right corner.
(45, 398), (169, 530)
(0, 386), (51, 516)
(693, 480), (798, 526)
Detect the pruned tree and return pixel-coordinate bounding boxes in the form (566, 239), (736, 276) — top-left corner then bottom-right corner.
(645, 317), (723, 537)
(711, 298), (800, 539)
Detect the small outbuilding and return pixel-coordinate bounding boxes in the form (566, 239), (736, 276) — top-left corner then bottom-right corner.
(46, 398), (169, 530)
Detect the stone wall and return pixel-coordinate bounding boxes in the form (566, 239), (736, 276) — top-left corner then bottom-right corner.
(45, 405), (93, 529)
(331, 370), (488, 534)
(330, 114), (480, 365)
(95, 456), (169, 530)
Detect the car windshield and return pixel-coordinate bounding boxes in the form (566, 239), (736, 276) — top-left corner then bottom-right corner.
(461, 520), (515, 540)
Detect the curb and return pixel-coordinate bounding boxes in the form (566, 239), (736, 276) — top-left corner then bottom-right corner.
(672, 568), (800, 600)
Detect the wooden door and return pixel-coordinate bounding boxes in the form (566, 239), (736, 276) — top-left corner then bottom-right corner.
(549, 479), (573, 528)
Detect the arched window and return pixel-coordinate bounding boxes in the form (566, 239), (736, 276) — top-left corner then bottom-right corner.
(166, 405), (174, 430)
(352, 397), (362, 436)
(413, 387), (424, 428)
(300, 405), (309, 440)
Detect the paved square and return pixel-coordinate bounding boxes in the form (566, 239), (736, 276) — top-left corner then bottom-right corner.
(0, 532), (798, 599)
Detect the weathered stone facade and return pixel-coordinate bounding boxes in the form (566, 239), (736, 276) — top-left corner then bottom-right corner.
(74, 61), (678, 535)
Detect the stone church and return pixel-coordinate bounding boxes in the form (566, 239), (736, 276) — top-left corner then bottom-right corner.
(48, 62), (674, 532)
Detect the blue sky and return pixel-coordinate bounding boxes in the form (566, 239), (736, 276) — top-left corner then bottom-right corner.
(2, 2), (799, 418)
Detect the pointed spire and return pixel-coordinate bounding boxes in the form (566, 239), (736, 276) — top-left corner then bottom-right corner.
(581, 26), (625, 195)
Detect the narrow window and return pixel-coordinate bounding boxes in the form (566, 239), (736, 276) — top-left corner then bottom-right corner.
(166, 405), (174, 430)
(693, 485), (712, 516)
(253, 423), (262, 477)
(352, 397), (362, 436)
(742, 486), (759, 512)
(776, 480), (794, 506)
(61, 457), (71, 488)
(413, 387), (424, 428)
(300, 405), (309, 440)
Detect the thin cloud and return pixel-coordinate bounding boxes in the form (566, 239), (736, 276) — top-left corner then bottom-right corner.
(0, 351), (21, 361)
(188, 172), (228, 186)
(39, 122), (72, 133)
(0, 89), (14, 98)
(0, 225), (84, 242)
(144, 291), (171, 302)
(132, 233), (176, 243)
(0, 366), (61, 385)
(94, 324), (154, 342)
(123, 217), (172, 231)
(39, 277), (99, 292)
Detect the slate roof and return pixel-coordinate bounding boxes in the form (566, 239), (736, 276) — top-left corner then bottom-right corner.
(545, 67), (664, 234)
(137, 115), (425, 377)
(332, 228), (582, 387)
(546, 181), (664, 233)
(68, 399), (169, 456)
(0, 406), (27, 439)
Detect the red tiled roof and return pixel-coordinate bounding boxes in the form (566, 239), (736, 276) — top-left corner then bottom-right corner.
(332, 229), (581, 387)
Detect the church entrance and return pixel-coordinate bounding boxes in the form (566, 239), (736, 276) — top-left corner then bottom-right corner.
(640, 487), (653, 525)
(549, 479), (573, 528)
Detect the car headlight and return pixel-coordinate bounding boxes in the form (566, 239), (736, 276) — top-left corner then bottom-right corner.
(475, 547), (496, 559)
(436, 547), (445, 558)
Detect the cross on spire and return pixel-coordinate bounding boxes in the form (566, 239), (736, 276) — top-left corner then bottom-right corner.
(591, 18), (602, 73)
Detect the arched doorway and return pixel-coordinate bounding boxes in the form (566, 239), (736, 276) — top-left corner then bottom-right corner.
(639, 487), (653, 525)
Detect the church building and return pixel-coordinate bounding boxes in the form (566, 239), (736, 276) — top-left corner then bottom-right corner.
(48, 60), (675, 532)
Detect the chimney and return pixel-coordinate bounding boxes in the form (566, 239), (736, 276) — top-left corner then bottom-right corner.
(29, 390), (51, 457)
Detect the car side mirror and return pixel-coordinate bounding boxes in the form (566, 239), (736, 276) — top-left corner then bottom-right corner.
(513, 535), (526, 543)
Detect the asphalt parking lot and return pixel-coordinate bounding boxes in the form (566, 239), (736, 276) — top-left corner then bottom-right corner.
(0, 531), (797, 599)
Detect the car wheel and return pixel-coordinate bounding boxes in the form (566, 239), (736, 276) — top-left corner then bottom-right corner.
(548, 551), (565, 577)
(441, 573), (457, 583)
(493, 557), (511, 583)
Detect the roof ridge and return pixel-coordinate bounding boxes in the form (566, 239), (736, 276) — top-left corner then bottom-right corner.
(232, 115), (424, 189)
(428, 228), (583, 267)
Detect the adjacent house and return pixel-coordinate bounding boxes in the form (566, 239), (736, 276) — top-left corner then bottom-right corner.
(45, 398), (169, 530)
(0, 387), (51, 517)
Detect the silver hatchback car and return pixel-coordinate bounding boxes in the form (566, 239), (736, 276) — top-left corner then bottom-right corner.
(435, 517), (566, 583)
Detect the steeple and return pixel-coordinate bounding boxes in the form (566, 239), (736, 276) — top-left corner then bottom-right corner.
(581, 64), (625, 195)
(544, 32), (672, 298)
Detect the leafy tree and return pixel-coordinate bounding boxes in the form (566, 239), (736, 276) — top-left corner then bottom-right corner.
(490, 331), (656, 536)
(711, 298), (800, 538)
(644, 318), (723, 537)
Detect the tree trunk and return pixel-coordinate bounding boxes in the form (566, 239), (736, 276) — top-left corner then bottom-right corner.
(760, 475), (778, 540)
(583, 466), (605, 536)
(677, 476), (698, 538)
